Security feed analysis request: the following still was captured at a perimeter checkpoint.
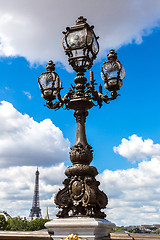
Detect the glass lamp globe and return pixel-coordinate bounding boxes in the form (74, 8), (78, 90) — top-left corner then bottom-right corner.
(101, 49), (125, 91)
(62, 16), (99, 73)
(38, 60), (61, 101)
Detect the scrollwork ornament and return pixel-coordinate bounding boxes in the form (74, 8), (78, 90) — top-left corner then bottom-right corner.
(69, 176), (85, 201)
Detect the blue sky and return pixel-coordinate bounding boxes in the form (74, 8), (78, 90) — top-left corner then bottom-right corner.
(1, 27), (160, 171)
(1, 0), (160, 226)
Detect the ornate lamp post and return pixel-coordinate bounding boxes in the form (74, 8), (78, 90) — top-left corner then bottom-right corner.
(38, 16), (125, 239)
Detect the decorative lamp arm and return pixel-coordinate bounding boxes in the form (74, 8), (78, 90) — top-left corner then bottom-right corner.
(88, 70), (118, 108)
(45, 88), (75, 110)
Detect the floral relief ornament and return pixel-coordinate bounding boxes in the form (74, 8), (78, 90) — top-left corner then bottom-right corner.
(61, 234), (88, 240)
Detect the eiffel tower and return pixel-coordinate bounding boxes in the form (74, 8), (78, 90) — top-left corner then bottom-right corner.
(29, 168), (42, 219)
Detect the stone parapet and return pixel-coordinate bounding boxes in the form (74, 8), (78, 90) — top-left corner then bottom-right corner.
(45, 217), (115, 240)
(0, 230), (50, 240)
(109, 233), (160, 240)
(0, 230), (160, 240)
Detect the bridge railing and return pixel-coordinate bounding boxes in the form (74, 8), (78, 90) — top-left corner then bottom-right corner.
(109, 232), (160, 240)
(0, 231), (160, 240)
(0, 230), (50, 240)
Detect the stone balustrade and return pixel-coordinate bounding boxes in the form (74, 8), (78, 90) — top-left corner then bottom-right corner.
(109, 232), (160, 240)
(0, 231), (160, 240)
(0, 230), (50, 240)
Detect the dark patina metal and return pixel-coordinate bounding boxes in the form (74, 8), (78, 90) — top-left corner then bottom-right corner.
(38, 16), (125, 219)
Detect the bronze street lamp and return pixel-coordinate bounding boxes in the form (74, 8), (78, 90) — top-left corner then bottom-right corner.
(38, 16), (125, 219)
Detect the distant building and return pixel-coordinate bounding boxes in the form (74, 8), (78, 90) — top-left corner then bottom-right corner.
(44, 206), (49, 220)
(140, 225), (157, 232)
(116, 224), (160, 234)
(29, 168), (42, 220)
(0, 211), (12, 220)
(153, 224), (160, 229)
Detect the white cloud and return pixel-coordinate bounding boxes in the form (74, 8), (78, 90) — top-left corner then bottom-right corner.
(3, 144), (160, 226)
(3, 155), (160, 225)
(0, 101), (70, 167)
(96, 135), (160, 226)
(1, 103), (160, 227)
(98, 156), (160, 226)
(0, 165), (65, 218)
(113, 134), (160, 163)
(0, 0), (160, 66)
(23, 91), (32, 100)
(0, 101), (70, 217)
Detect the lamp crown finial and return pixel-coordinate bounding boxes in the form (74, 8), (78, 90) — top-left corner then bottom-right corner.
(107, 49), (117, 61)
(76, 16), (87, 25)
(46, 60), (55, 72)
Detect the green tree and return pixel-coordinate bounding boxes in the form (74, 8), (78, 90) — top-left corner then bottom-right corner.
(6, 217), (50, 231)
(27, 219), (50, 231)
(6, 217), (28, 231)
(0, 215), (7, 230)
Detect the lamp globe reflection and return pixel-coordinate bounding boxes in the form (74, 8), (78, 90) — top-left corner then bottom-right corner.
(38, 17), (125, 219)
(101, 49), (125, 92)
(38, 60), (62, 102)
(62, 16), (99, 73)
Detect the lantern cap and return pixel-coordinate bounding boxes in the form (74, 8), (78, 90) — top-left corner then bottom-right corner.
(107, 49), (117, 61)
(46, 60), (55, 72)
(76, 16), (87, 25)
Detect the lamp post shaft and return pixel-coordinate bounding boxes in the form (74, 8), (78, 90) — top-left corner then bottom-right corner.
(74, 110), (88, 147)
